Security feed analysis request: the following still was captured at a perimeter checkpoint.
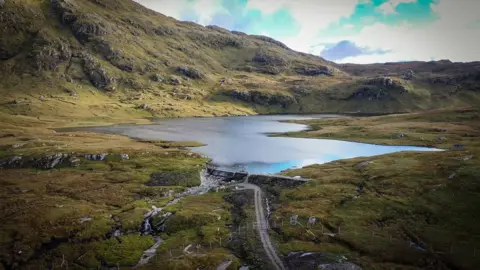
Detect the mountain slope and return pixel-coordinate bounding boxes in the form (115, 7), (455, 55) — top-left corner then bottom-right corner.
(1, 0), (479, 123)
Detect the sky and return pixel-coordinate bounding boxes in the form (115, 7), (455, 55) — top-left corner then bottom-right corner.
(134, 0), (480, 64)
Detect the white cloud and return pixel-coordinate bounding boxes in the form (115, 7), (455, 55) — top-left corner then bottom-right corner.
(247, 0), (359, 53)
(134, 0), (225, 25)
(377, 0), (416, 15)
(333, 0), (480, 63)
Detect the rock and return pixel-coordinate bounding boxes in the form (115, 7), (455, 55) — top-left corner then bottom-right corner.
(403, 69), (414, 80)
(250, 35), (289, 49)
(39, 96), (46, 101)
(137, 104), (149, 110)
(81, 53), (116, 90)
(223, 89), (295, 108)
(437, 136), (447, 142)
(112, 229), (122, 238)
(452, 144), (466, 150)
(167, 76), (182, 85)
(79, 216), (92, 224)
(0, 0), (4, 8)
(355, 161), (371, 168)
(176, 66), (204, 79)
(84, 153), (108, 161)
(64, 88), (77, 96)
(448, 173), (456, 179)
(461, 155), (474, 161)
(70, 14), (111, 42)
(151, 74), (164, 82)
(12, 143), (26, 149)
(68, 156), (80, 167)
(291, 86), (312, 96)
(393, 133), (406, 138)
(0, 156), (23, 168)
(28, 29), (71, 72)
(295, 66), (335, 76)
(368, 77), (394, 87)
(93, 39), (135, 72)
(433, 128), (448, 132)
(120, 154), (129, 160)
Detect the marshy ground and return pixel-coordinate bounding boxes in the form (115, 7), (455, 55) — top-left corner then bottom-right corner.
(0, 107), (479, 269)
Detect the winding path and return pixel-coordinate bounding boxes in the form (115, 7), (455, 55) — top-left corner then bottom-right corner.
(237, 180), (286, 270)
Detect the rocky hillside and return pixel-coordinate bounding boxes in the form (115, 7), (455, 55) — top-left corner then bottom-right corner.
(1, 0), (480, 121)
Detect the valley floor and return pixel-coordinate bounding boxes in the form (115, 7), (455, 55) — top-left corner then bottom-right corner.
(0, 107), (479, 269)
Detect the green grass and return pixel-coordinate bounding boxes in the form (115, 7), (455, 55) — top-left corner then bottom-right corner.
(271, 108), (480, 269)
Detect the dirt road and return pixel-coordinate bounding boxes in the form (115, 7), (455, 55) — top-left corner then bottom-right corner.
(237, 182), (286, 270)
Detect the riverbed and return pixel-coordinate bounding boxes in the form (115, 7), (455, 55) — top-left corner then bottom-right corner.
(65, 114), (441, 174)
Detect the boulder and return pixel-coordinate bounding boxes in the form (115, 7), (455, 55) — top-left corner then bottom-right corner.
(0, 0), (5, 8)
(84, 153), (108, 161)
(151, 74), (164, 82)
(403, 69), (414, 80)
(452, 144), (466, 150)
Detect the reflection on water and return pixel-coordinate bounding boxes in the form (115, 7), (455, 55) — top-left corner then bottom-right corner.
(66, 114), (441, 174)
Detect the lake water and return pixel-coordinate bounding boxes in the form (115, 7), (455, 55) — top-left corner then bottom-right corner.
(70, 115), (441, 174)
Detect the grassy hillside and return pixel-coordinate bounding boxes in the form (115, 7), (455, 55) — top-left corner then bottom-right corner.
(271, 108), (480, 269)
(1, 0), (480, 123)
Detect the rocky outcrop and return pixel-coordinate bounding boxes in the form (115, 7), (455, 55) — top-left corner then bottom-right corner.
(290, 86), (312, 96)
(93, 40), (135, 72)
(176, 66), (204, 79)
(52, 0), (112, 43)
(153, 25), (177, 36)
(295, 66), (335, 76)
(403, 69), (414, 80)
(81, 53), (116, 90)
(0, 3), (43, 60)
(348, 77), (409, 100)
(71, 14), (111, 42)
(250, 35), (289, 49)
(28, 29), (71, 72)
(223, 89), (296, 108)
(0, 153), (77, 169)
(188, 30), (244, 48)
(251, 50), (288, 75)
